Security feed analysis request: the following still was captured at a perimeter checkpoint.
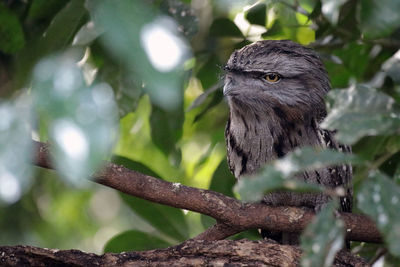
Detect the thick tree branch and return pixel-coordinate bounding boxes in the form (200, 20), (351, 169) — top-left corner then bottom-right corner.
(33, 141), (382, 243)
(0, 240), (369, 267)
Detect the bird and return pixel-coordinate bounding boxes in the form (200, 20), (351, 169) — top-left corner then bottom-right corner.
(223, 40), (352, 245)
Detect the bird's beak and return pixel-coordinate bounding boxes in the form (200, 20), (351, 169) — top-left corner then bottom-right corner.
(223, 83), (230, 96)
(223, 75), (233, 96)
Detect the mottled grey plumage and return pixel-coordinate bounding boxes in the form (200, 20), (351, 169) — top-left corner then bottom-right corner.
(223, 40), (352, 243)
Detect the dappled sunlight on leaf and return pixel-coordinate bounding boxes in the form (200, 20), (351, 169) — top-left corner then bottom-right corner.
(322, 84), (400, 144)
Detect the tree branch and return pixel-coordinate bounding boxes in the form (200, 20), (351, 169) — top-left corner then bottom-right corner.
(33, 141), (382, 243)
(0, 240), (369, 267)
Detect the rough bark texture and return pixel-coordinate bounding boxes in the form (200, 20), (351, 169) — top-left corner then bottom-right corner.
(0, 240), (369, 267)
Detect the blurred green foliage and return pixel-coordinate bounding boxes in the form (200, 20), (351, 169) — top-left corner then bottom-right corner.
(1, 0), (400, 265)
(301, 201), (345, 267)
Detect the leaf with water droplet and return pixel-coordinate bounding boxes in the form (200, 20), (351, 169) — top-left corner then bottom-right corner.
(0, 96), (32, 204)
(322, 84), (400, 144)
(301, 201), (345, 267)
(357, 171), (400, 256)
(235, 147), (357, 202)
(32, 55), (119, 185)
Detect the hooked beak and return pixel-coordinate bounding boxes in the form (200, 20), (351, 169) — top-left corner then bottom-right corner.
(223, 74), (234, 96)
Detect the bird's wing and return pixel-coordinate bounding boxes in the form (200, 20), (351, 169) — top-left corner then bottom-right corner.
(318, 128), (353, 213)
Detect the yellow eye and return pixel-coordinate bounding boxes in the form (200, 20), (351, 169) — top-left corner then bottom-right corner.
(265, 73), (280, 83)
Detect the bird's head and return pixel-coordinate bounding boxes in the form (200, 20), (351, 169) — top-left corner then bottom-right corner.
(223, 40), (330, 122)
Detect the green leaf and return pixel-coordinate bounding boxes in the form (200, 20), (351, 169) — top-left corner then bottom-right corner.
(27, 0), (69, 21)
(150, 105), (183, 162)
(322, 85), (400, 144)
(230, 229), (261, 241)
(193, 90), (224, 123)
(32, 55), (119, 185)
(262, 19), (284, 37)
(112, 156), (189, 241)
(201, 159), (236, 229)
(357, 171), (400, 256)
(210, 18), (243, 38)
(321, 0), (348, 25)
(208, 159), (236, 197)
(89, 0), (189, 111)
(196, 56), (221, 90)
(395, 166), (400, 184)
(0, 3), (25, 54)
(301, 201), (345, 267)
(352, 136), (389, 161)
(235, 166), (320, 202)
(104, 230), (171, 253)
(112, 155), (161, 178)
(34, 0), (86, 54)
(246, 3), (267, 26)
(72, 21), (103, 46)
(15, 0), (87, 88)
(94, 52), (142, 117)
(359, 0), (400, 39)
(326, 42), (370, 84)
(0, 96), (32, 204)
(235, 147), (356, 202)
(187, 82), (222, 112)
(382, 50), (400, 84)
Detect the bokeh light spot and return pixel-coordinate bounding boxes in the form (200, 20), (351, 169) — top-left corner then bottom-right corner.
(53, 120), (89, 160)
(0, 171), (21, 204)
(140, 17), (186, 72)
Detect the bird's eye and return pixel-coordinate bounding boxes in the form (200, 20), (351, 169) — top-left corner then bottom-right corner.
(265, 73), (280, 83)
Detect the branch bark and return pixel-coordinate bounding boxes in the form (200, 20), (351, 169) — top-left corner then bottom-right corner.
(33, 141), (381, 243)
(0, 240), (369, 267)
